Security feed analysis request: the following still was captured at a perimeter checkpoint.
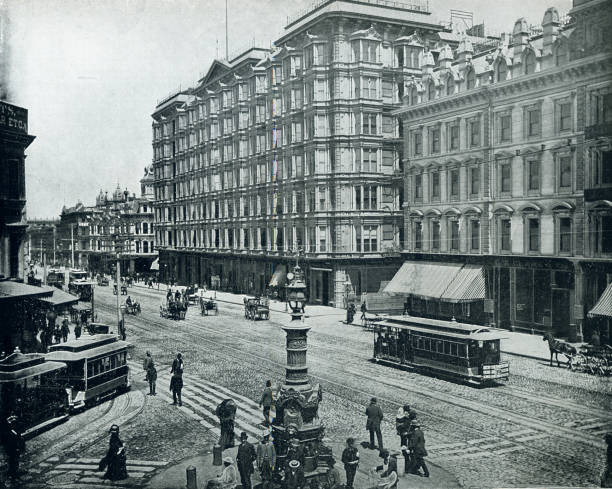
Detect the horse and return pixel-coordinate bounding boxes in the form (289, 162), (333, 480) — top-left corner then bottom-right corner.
(543, 333), (577, 368)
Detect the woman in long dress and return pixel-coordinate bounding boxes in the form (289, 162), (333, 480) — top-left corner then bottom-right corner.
(99, 425), (128, 480)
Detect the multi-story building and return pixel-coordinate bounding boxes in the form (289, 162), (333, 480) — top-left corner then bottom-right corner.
(0, 100), (35, 279)
(392, 0), (612, 342)
(56, 202), (94, 269)
(87, 169), (156, 275)
(152, 0), (464, 305)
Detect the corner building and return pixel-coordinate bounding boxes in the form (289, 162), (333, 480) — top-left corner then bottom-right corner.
(394, 0), (612, 342)
(152, 0), (448, 305)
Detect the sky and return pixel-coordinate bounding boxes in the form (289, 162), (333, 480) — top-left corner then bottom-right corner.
(4, 0), (572, 219)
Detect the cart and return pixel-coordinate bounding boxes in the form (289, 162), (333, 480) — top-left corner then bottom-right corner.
(123, 302), (141, 316)
(97, 276), (109, 286)
(160, 299), (187, 320)
(244, 297), (270, 320)
(113, 284), (128, 295)
(200, 297), (218, 316)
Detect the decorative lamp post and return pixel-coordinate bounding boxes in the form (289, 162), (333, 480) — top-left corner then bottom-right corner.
(272, 265), (332, 483)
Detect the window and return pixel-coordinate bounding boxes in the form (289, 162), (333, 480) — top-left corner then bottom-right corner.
(594, 214), (612, 254)
(431, 220), (440, 250)
(559, 155), (572, 190)
(450, 220), (460, 251)
(470, 167), (480, 196)
(363, 113), (377, 135)
(527, 159), (540, 191)
(430, 127), (440, 153)
(528, 218), (540, 252)
(500, 114), (512, 142)
(557, 101), (572, 133)
(559, 217), (572, 253)
(431, 171), (440, 200)
(500, 218), (511, 252)
(319, 226), (327, 252)
(414, 221), (422, 250)
(466, 69), (476, 89)
(470, 220), (480, 250)
(427, 81), (435, 101)
(413, 132), (422, 156)
(362, 148), (377, 172)
(524, 51), (536, 75)
(414, 174), (423, 201)
(500, 159), (512, 194)
(527, 107), (541, 137)
(496, 60), (507, 82)
(364, 225), (377, 252)
(449, 124), (459, 150)
(446, 76), (455, 95)
(469, 119), (480, 147)
(555, 42), (568, 66)
(450, 169), (460, 199)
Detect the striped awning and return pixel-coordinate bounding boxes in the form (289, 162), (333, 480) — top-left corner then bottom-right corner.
(440, 265), (486, 303)
(384, 262), (463, 299)
(588, 282), (612, 318)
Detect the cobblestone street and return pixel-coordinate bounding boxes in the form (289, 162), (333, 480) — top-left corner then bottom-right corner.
(12, 283), (611, 488)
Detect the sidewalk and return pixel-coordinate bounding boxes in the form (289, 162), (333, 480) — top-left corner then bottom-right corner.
(130, 282), (549, 362)
(147, 441), (460, 489)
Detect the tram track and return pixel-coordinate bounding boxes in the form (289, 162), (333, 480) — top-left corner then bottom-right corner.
(96, 298), (605, 478)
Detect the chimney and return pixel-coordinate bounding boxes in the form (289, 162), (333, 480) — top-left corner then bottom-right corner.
(513, 18), (529, 58)
(438, 44), (453, 70)
(422, 50), (435, 75)
(456, 37), (473, 71)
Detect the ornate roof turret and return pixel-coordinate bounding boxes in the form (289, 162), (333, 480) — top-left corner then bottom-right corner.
(542, 7), (560, 26)
(513, 17), (529, 36)
(458, 37), (473, 54)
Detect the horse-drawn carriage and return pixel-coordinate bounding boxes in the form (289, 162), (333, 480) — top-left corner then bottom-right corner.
(113, 284), (128, 295)
(160, 299), (187, 320)
(244, 297), (270, 320)
(543, 333), (611, 376)
(122, 301), (141, 316)
(200, 297), (218, 316)
(97, 275), (109, 286)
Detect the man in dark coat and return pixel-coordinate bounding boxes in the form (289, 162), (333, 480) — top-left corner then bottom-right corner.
(365, 397), (384, 450)
(170, 353), (184, 406)
(236, 432), (256, 489)
(216, 399), (237, 449)
(258, 380), (274, 426)
(257, 430), (275, 489)
(341, 437), (359, 489)
(98, 424), (128, 480)
(360, 302), (367, 321)
(74, 321), (82, 340)
(411, 422), (429, 477)
(61, 317), (70, 342)
(1, 415), (25, 480)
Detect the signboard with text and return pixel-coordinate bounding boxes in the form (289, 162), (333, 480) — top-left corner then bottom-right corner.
(0, 101), (28, 134)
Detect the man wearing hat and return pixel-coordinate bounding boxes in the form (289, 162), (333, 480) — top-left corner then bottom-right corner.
(236, 432), (257, 489)
(217, 456), (238, 489)
(284, 459), (305, 488)
(411, 421), (429, 478)
(256, 429), (276, 489)
(341, 437), (359, 489)
(1, 414), (25, 480)
(365, 397), (384, 450)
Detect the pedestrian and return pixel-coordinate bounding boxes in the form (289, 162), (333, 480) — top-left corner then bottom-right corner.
(365, 397), (384, 451)
(236, 432), (256, 489)
(118, 318), (126, 341)
(216, 399), (237, 449)
(360, 301), (367, 321)
(341, 437), (359, 489)
(166, 289), (172, 302)
(74, 320), (82, 340)
(259, 380), (274, 426)
(53, 326), (62, 345)
(61, 317), (70, 342)
(80, 310), (88, 327)
(1, 414), (25, 480)
(411, 421), (429, 478)
(98, 425), (128, 481)
(347, 303), (356, 324)
(284, 459), (305, 488)
(146, 363), (157, 396)
(143, 351), (153, 375)
(170, 353), (184, 406)
(257, 429), (276, 489)
(373, 449), (398, 489)
(216, 456), (238, 489)
(396, 404), (415, 447)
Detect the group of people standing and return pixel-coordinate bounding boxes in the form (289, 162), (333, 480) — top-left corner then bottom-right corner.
(40, 310), (85, 351)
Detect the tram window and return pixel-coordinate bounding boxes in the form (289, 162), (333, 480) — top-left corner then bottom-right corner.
(444, 342), (451, 355)
(111, 356), (117, 369)
(436, 340), (443, 353)
(422, 338), (429, 350)
(417, 337), (424, 349)
(458, 344), (467, 357)
(103, 357), (110, 370)
(451, 343), (458, 356)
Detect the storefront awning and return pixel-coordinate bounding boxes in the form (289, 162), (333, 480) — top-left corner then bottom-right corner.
(38, 286), (79, 308)
(269, 265), (287, 287)
(383, 262), (463, 299)
(440, 265), (486, 303)
(150, 258), (159, 271)
(588, 282), (612, 318)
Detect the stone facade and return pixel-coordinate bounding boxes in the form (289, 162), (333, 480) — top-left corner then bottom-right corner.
(396, 0), (612, 341)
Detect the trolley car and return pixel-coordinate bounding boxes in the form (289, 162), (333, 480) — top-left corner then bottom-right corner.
(44, 335), (131, 410)
(371, 315), (509, 385)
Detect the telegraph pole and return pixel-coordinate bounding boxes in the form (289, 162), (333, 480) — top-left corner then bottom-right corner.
(71, 224), (75, 269)
(114, 234), (123, 339)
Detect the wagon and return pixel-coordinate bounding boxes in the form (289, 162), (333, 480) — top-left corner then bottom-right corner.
(244, 297), (270, 320)
(160, 300), (187, 320)
(123, 302), (141, 316)
(200, 297), (218, 316)
(113, 284), (128, 295)
(571, 345), (612, 376)
(97, 276), (109, 286)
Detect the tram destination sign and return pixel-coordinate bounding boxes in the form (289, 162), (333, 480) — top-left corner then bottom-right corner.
(0, 101), (28, 134)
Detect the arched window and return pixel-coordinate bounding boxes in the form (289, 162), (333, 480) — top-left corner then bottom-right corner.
(555, 41), (568, 66)
(524, 51), (536, 75)
(427, 80), (436, 101)
(446, 75), (455, 95)
(410, 86), (418, 105)
(496, 60), (507, 82)
(466, 68), (476, 89)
